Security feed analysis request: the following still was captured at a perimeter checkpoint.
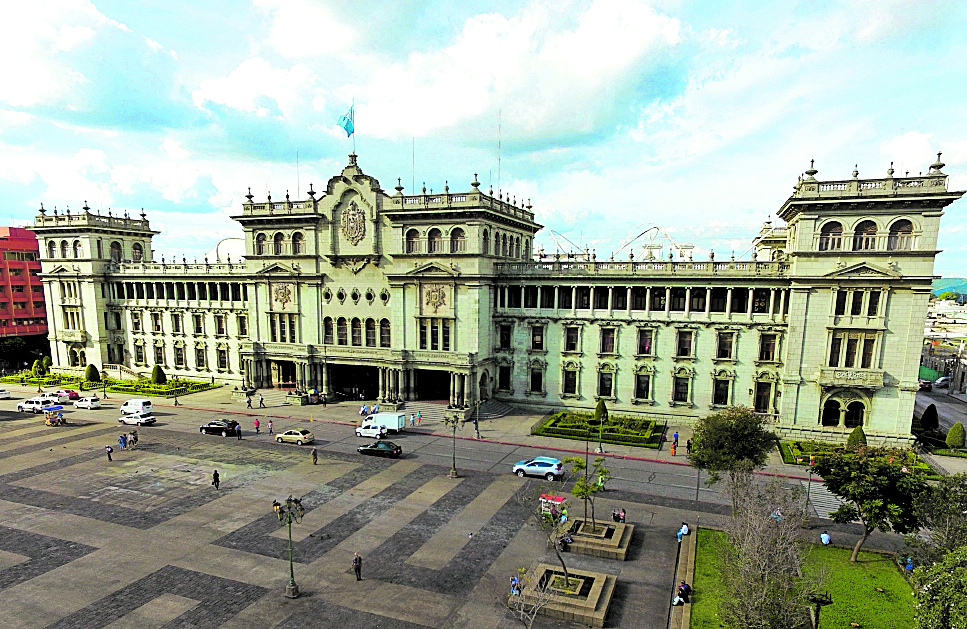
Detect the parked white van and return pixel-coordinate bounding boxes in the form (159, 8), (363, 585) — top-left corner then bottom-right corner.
(119, 399), (153, 415)
(364, 413), (406, 434)
(356, 423), (388, 438)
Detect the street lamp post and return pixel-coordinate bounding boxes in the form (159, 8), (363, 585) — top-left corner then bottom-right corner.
(273, 495), (306, 598)
(443, 415), (460, 478)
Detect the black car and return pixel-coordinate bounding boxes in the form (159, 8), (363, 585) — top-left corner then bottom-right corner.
(919, 380), (933, 391)
(357, 440), (402, 458)
(200, 419), (240, 436)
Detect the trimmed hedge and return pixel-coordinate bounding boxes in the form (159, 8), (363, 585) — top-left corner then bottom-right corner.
(932, 448), (967, 459)
(533, 411), (662, 448)
(779, 440), (940, 479)
(107, 379), (219, 398)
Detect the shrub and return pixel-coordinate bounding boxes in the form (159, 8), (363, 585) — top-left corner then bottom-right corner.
(42, 356), (52, 370)
(150, 364), (167, 385)
(31, 359), (44, 377)
(846, 426), (868, 449)
(84, 364), (101, 383)
(947, 423), (966, 449)
(920, 404), (939, 431)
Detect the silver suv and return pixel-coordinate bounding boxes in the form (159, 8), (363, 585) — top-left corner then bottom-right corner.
(18, 398), (56, 413)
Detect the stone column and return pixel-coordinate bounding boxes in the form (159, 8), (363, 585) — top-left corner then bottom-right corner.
(449, 372), (457, 406)
(664, 287), (671, 316)
(685, 287), (692, 315)
(378, 367), (385, 401)
(607, 286), (614, 316)
(746, 288), (754, 318)
(778, 289), (786, 319)
(571, 286), (577, 314)
(626, 287), (632, 315)
(704, 288), (711, 316)
(321, 363), (329, 396)
(838, 406), (846, 428)
(768, 288), (776, 318)
(456, 373), (465, 407)
(726, 287), (733, 316)
(644, 287), (650, 315)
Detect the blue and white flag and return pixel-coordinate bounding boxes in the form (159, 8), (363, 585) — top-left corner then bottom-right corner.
(337, 105), (354, 137)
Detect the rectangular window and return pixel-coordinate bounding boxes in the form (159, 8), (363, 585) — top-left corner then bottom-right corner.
(193, 314), (203, 334)
(752, 289), (770, 314)
(717, 332), (734, 359)
(598, 372), (613, 397)
(690, 288), (706, 311)
(540, 287), (555, 308)
(677, 330), (693, 357)
(524, 286), (538, 308)
(151, 313), (162, 332)
(430, 320), (439, 350)
(861, 338), (875, 369)
(196, 348), (206, 368)
(731, 288), (748, 313)
(278, 315), (287, 343)
(673, 377), (689, 403)
(867, 291), (881, 316)
(146, 283), (154, 299)
(270, 317), (278, 342)
(187, 283), (196, 300)
(218, 349), (228, 370)
(135, 345), (145, 363)
(594, 287), (609, 309)
(419, 320), (427, 349)
(563, 369), (577, 395)
(498, 287), (506, 308)
(557, 287), (572, 309)
(651, 287), (666, 311)
(844, 337), (858, 367)
(442, 320), (451, 351)
(237, 316), (247, 336)
(759, 334), (777, 361)
(498, 324), (512, 349)
(351, 321), (362, 346)
(713, 379), (730, 405)
(637, 329), (653, 355)
(507, 287), (521, 308)
(564, 326), (579, 352)
(531, 325), (544, 350)
(851, 291), (864, 316)
(154, 346), (164, 365)
(171, 314), (181, 333)
(498, 366), (511, 390)
(530, 369), (543, 393)
(828, 335), (842, 367)
(612, 288), (627, 310)
(366, 321), (376, 347)
(288, 314), (296, 343)
(175, 347), (185, 366)
(669, 288), (686, 311)
(631, 287), (648, 310)
(380, 321), (390, 348)
(600, 328), (616, 354)
(835, 291), (847, 316)
(131, 313), (141, 332)
(754, 381), (772, 413)
(576, 287), (591, 309)
(216, 315), (226, 335)
(635, 373), (650, 399)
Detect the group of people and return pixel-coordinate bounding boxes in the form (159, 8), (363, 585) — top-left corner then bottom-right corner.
(252, 418), (273, 434)
(611, 508), (626, 523)
(409, 412), (422, 426)
(359, 404), (379, 416)
(245, 394), (266, 409)
(672, 580), (692, 605)
(105, 430), (138, 461)
(667, 431), (693, 457)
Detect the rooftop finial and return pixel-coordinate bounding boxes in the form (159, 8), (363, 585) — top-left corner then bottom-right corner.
(39, 203), (45, 216)
(307, 183), (315, 198)
(245, 187), (254, 202)
(471, 173), (480, 189)
(887, 161), (895, 177)
(267, 191), (271, 203)
(422, 182), (426, 194)
(140, 208), (146, 220)
(804, 159), (818, 179)
(852, 164), (858, 179)
(349, 153), (358, 167)
(394, 178), (403, 194)
(285, 190), (290, 201)
(83, 200), (90, 213)
(930, 151), (945, 173)
(444, 180), (449, 193)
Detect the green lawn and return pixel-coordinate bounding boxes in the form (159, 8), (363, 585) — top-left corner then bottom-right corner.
(689, 528), (914, 629)
(804, 546), (914, 629)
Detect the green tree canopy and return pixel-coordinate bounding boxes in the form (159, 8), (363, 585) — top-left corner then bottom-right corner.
(687, 406), (776, 485)
(937, 291), (961, 301)
(846, 426), (868, 448)
(813, 447), (926, 561)
(31, 359), (44, 377)
(913, 545), (967, 629)
(909, 473), (967, 564)
(947, 422), (965, 449)
(84, 364), (101, 383)
(150, 364), (167, 385)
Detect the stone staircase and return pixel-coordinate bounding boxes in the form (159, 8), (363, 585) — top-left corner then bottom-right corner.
(249, 389), (290, 407)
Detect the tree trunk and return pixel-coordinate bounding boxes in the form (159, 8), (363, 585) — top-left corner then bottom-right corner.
(553, 542), (569, 584)
(850, 529), (872, 562)
(589, 497), (596, 532)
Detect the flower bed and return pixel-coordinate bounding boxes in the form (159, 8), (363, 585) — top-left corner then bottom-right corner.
(533, 412), (662, 448)
(107, 379), (220, 398)
(779, 440), (940, 479)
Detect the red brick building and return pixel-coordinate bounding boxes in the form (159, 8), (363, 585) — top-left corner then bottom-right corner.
(0, 227), (47, 338)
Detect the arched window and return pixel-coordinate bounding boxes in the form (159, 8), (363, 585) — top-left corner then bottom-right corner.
(72, 240), (81, 258)
(365, 319), (377, 347)
(482, 229), (490, 254)
(502, 234), (508, 256)
(494, 232), (500, 256)
(523, 238), (530, 259)
(450, 228), (466, 253)
(406, 229), (420, 254)
(821, 399), (841, 426)
(888, 219), (913, 251)
(852, 220), (877, 251)
(845, 401), (865, 428)
(47, 241), (56, 258)
(60, 240), (68, 258)
(818, 222), (842, 251)
(292, 232), (304, 254)
(515, 236), (521, 258)
(255, 233), (267, 255)
(379, 319), (391, 348)
(428, 228), (443, 253)
(132, 242), (143, 262)
(323, 317), (334, 344)
(351, 318), (362, 346)
(336, 317), (348, 345)
(274, 232), (285, 255)
(110, 241), (122, 262)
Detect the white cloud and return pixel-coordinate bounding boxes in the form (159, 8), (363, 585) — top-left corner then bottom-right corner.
(192, 57), (324, 119)
(254, 0), (355, 57)
(880, 131), (939, 176)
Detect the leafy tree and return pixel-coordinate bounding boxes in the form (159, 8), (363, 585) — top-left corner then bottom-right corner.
(31, 359), (44, 377)
(908, 474), (967, 564)
(515, 483), (574, 587)
(719, 471), (826, 629)
(84, 364), (101, 383)
(920, 404), (939, 432)
(150, 364), (167, 385)
(563, 456), (612, 532)
(688, 406), (776, 492)
(813, 447), (926, 562)
(42, 355), (52, 370)
(913, 545), (967, 629)
(937, 291), (960, 301)
(947, 423), (965, 449)
(846, 426), (868, 448)
(503, 566), (556, 629)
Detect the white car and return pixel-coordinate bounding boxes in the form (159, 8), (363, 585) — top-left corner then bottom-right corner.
(119, 412), (155, 426)
(18, 398), (56, 413)
(74, 397), (102, 409)
(356, 423), (388, 438)
(0, 389), (10, 399)
(39, 392), (70, 404)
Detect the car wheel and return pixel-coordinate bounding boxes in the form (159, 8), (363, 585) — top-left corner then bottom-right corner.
(545, 473), (556, 481)
(516, 470), (525, 477)
(296, 440), (303, 446)
(199, 428), (205, 433)
(276, 437), (283, 443)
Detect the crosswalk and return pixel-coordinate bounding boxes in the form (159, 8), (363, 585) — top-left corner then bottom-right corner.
(801, 479), (853, 520)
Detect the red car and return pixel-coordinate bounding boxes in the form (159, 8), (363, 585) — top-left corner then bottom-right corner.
(56, 389), (81, 400)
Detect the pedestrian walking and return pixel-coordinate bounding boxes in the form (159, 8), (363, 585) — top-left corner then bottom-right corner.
(673, 431), (679, 445)
(685, 439), (692, 455)
(258, 394), (265, 408)
(212, 470), (220, 490)
(254, 419), (260, 434)
(267, 420), (273, 435)
(128, 432), (136, 449)
(105, 445), (113, 461)
(410, 414), (415, 427)
(246, 396), (252, 409)
(373, 404), (379, 414)
(236, 424), (242, 440)
(820, 531), (831, 546)
(311, 448), (318, 465)
(118, 434), (127, 450)
(416, 411), (422, 425)
(352, 552), (362, 581)
(321, 394), (327, 408)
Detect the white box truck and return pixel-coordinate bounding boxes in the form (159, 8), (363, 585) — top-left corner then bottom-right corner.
(365, 413), (406, 434)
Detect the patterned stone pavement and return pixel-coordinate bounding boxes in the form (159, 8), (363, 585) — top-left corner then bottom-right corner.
(0, 414), (689, 629)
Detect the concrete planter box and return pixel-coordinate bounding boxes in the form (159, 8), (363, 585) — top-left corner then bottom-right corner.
(285, 394), (308, 406)
(522, 563), (616, 628)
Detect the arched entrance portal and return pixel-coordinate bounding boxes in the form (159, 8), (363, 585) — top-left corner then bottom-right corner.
(479, 370), (490, 401)
(821, 400), (841, 426)
(414, 369), (449, 401)
(845, 402), (865, 428)
(270, 360), (297, 389)
(329, 365), (379, 400)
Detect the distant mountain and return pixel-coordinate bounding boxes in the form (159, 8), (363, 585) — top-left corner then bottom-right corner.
(933, 278), (967, 296)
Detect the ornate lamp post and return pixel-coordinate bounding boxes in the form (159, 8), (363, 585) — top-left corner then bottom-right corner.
(443, 415), (461, 478)
(273, 495), (306, 598)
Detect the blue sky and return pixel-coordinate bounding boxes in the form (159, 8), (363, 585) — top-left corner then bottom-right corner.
(1, 0), (966, 274)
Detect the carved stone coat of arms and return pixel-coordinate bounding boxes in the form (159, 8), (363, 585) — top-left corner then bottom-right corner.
(342, 201), (366, 245)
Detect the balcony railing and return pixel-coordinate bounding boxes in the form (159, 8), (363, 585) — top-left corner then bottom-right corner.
(496, 260), (790, 276)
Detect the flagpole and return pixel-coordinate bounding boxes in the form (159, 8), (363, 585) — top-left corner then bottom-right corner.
(352, 98), (356, 154)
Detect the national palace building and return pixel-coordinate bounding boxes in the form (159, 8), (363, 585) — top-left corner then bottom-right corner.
(31, 153), (963, 444)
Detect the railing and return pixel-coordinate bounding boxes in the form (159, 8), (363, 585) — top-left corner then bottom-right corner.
(33, 213), (153, 230)
(795, 174), (946, 199)
(107, 262), (247, 274)
(386, 191), (536, 223)
(812, 233), (919, 253)
(496, 260), (789, 276)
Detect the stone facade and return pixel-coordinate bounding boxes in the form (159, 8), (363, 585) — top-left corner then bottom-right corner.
(31, 154), (963, 444)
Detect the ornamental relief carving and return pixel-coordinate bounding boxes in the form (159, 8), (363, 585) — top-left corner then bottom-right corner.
(341, 201), (366, 245)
